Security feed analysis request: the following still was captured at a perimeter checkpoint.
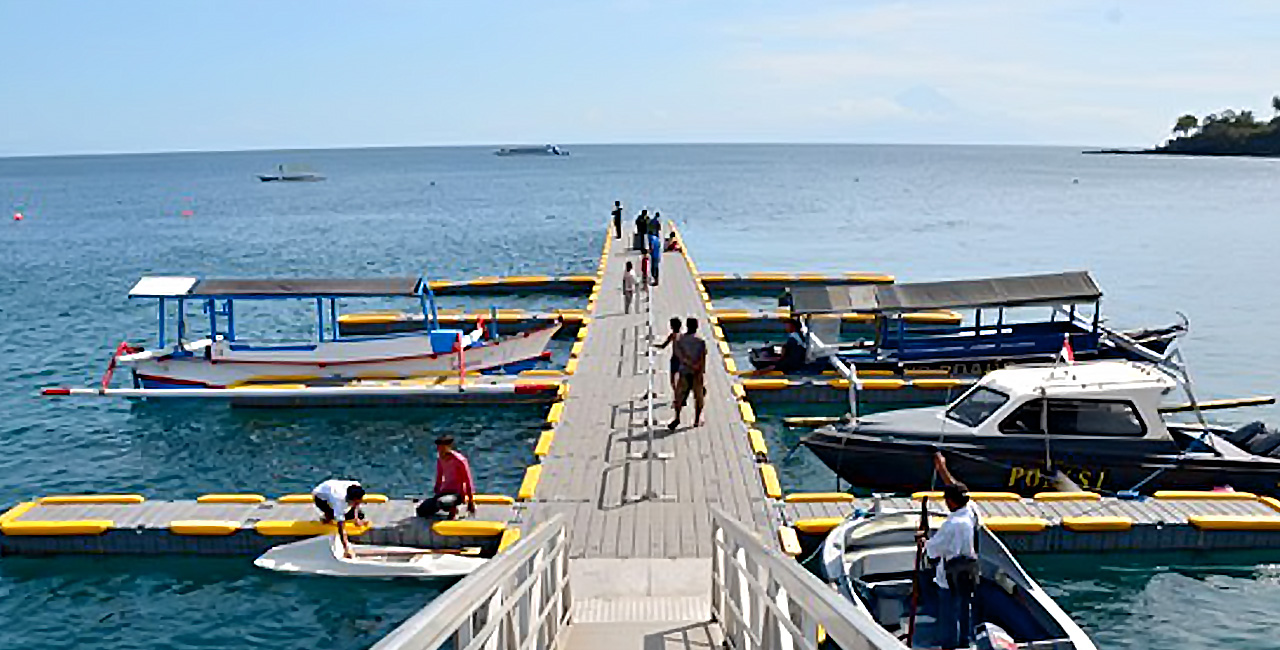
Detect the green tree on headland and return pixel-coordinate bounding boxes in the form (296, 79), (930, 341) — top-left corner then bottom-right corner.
(1172, 114), (1198, 136)
(1150, 95), (1280, 156)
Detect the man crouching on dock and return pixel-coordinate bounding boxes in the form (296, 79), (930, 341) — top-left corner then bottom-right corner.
(417, 435), (476, 520)
(311, 478), (367, 559)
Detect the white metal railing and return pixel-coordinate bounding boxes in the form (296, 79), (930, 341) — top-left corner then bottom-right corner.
(372, 515), (571, 650)
(711, 507), (903, 650)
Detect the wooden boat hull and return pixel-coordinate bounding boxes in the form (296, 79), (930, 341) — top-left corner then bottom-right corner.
(121, 324), (560, 389)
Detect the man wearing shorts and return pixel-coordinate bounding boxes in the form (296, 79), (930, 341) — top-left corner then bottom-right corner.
(669, 317), (707, 430)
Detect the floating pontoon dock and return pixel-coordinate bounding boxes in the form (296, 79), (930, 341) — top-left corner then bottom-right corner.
(12, 229), (1280, 650)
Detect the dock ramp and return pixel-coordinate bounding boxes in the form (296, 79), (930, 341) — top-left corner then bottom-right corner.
(372, 508), (901, 650)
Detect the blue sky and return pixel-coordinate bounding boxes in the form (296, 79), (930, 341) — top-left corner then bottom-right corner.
(2, 0), (1277, 156)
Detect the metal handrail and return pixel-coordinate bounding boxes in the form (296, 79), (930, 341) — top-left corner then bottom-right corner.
(710, 507), (903, 650)
(372, 515), (571, 650)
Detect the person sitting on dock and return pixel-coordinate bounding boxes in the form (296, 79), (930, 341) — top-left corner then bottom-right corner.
(311, 478), (367, 559)
(654, 317), (683, 391)
(918, 452), (978, 650)
(669, 317), (707, 430)
(663, 232), (681, 253)
(416, 435), (476, 520)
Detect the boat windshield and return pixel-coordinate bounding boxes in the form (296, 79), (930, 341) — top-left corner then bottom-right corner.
(946, 386), (1009, 427)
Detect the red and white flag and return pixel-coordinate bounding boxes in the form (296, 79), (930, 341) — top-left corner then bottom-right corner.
(1060, 334), (1075, 363)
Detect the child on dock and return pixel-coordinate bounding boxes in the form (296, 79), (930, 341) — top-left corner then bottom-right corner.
(623, 261), (638, 314)
(654, 317), (683, 391)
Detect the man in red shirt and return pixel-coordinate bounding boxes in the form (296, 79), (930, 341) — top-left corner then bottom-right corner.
(416, 435), (477, 519)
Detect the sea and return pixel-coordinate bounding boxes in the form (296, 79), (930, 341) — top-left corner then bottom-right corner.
(0, 144), (1277, 649)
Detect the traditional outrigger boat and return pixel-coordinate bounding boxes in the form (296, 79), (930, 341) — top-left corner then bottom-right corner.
(257, 164), (325, 182)
(255, 534), (485, 579)
(494, 145), (568, 156)
(819, 502), (1097, 649)
(749, 271), (1185, 376)
(803, 358), (1280, 496)
(49, 276), (559, 394)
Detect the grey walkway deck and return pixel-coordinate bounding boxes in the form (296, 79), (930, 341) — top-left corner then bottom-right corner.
(519, 230), (773, 560)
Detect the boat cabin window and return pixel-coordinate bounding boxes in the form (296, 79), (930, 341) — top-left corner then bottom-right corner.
(946, 387), (1010, 427)
(998, 398), (1146, 436)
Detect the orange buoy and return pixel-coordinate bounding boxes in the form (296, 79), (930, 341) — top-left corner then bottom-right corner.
(12, 212), (22, 221)
(180, 209), (194, 218)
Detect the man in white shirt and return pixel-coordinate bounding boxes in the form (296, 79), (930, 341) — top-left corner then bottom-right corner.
(311, 479), (367, 558)
(920, 453), (977, 649)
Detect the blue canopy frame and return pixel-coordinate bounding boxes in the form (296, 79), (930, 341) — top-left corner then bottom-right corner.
(127, 276), (440, 349)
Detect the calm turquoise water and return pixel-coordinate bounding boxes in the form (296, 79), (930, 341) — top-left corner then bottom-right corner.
(2, 144), (1279, 648)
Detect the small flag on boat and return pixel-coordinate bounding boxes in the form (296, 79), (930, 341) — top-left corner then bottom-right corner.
(1060, 334), (1075, 364)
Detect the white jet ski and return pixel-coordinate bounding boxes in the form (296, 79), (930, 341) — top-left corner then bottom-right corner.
(254, 534), (486, 579)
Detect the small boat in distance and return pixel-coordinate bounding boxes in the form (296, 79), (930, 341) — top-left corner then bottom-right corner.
(257, 164), (325, 182)
(494, 145), (568, 156)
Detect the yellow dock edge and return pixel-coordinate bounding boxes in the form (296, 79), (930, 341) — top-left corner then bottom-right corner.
(518, 465), (543, 501)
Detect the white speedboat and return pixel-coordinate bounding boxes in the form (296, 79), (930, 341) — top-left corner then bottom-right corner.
(819, 505), (1096, 649)
(255, 534), (485, 579)
(100, 276), (558, 389)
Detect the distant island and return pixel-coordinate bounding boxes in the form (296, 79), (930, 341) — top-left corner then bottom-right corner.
(1086, 94), (1280, 157)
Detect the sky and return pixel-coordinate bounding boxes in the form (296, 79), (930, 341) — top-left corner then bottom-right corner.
(1, 0), (1278, 156)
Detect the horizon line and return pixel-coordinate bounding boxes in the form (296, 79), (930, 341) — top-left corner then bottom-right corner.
(0, 139), (1129, 161)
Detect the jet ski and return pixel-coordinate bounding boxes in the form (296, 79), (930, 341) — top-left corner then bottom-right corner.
(254, 534), (485, 579)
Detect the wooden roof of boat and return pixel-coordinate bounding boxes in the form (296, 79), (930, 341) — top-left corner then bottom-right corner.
(789, 271), (1100, 314)
(129, 276), (424, 298)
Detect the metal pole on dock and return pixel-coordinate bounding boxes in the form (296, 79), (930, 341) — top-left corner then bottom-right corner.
(627, 268), (673, 502)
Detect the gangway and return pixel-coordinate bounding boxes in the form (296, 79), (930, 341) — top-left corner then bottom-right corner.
(372, 508), (902, 650)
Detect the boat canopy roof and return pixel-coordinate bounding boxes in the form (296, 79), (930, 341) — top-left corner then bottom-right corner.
(789, 271), (1100, 314)
(982, 360), (1176, 397)
(129, 276), (425, 299)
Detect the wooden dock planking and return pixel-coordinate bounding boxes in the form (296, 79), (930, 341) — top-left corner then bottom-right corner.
(521, 231), (774, 559)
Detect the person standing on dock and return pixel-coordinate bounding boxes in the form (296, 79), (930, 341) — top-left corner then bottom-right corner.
(634, 209), (649, 251)
(612, 200), (623, 239)
(669, 317), (706, 430)
(919, 452), (978, 650)
(622, 261), (638, 314)
(648, 228), (662, 285)
(654, 317), (683, 391)
(417, 435), (476, 520)
(311, 479), (367, 559)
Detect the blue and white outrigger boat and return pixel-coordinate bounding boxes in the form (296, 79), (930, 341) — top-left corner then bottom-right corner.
(44, 276), (559, 399)
(750, 271), (1185, 376)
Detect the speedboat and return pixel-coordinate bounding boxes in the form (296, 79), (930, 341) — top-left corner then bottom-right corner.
(819, 504), (1097, 649)
(803, 359), (1280, 495)
(749, 271), (1184, 376)
(92, 276), (559, 390)
(494, 145), (568, 156)
(255, 534), (485, 579)
(257, 164), (325, 182)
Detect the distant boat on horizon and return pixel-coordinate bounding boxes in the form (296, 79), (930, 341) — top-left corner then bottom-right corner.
(494, 145), (568, 157)
(257, 164), (325, 182)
